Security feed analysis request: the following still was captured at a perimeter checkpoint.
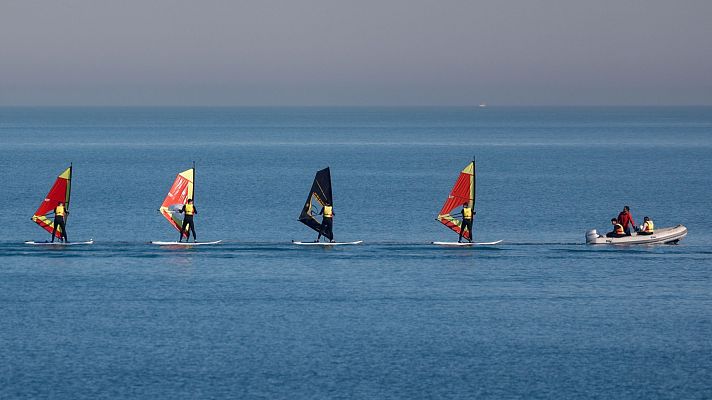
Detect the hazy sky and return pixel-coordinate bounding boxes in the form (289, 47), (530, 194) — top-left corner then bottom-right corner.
(1, 0), (711, 106)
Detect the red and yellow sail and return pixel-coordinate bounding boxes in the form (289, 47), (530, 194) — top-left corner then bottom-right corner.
(437, 161), (475, 240)
(159, 167), (194, 236)
(32, 166), (72, 238)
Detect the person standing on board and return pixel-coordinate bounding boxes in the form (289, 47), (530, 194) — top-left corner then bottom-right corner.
(458, 202), (475, 243)
(606, 218), (627, 238)
(178, 199), (197, 242)
(316, 202), (334, 243)
(617, 205), (636, 235)
(51, 201), (69, 243)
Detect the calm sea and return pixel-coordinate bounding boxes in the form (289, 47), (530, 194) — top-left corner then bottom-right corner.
(0, 107), (710, 399)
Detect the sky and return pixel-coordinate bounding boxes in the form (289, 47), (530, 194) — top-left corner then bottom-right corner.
(1, 0), (711, 106)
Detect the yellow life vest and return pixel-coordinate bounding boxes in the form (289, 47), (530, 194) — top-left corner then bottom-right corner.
(55, 204), (65, 217)
(614, 223), (625, 234)
(184, 203), (194, 215)
(644, 220), (654, 232)
(323, 205), (333, 218)
(462, 207), (472, 220)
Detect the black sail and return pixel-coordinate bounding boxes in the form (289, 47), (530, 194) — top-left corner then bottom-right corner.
(298, 167), (334, 240)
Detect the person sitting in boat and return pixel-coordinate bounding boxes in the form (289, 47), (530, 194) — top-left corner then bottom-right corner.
(617, 205), (636, 235)
(458, 202), (475, 243)
(606, 218), (626, 238)
(178, 199), (197, 242)
(638, 216), (654, 235)
(51, 201), (69, 243)
(316, 203), (334, 243)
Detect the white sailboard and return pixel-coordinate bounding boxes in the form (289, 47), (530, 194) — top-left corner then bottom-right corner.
(25, 240), (94, 246)
(151, 240), (222, 246)
(292, 240), (363, 246)
(432, 240), (502, 247)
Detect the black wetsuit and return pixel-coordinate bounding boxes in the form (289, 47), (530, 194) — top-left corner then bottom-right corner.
(51, 206), (68, 243)
(457, 207), (477, 243)
(316, 209), (333, 242)
(317, 218), (333, 242)
(458, 216), (473, 243)
(51, 214), (68, 243)
(179, 205), (197, 241)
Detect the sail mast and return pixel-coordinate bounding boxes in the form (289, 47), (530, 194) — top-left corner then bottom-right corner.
(66, 162), (73, 224)
(472, 155), (476, 209)
(192, 161), (196, 203)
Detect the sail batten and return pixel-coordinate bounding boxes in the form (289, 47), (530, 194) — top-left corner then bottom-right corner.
(437, 161), (475, 240)
(159, 167), (194, 237)
(298, 167), (333, 240)
(32, 166), (72, 238)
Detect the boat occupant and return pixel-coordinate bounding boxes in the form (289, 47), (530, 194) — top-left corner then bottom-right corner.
(606, 218), (627, 238)
(617, 205), (636, 235)
(458, 202), (475, 243)
(638, 216), (654, 235)
(51, 201), (69, 243)
(178, 199), (197, 242)
(317, 203), (334, 243)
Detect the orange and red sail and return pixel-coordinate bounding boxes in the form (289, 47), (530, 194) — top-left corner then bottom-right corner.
(32, 166), (72, 238)
(159, 167), (194, 237)
(437, 161), (475, 240)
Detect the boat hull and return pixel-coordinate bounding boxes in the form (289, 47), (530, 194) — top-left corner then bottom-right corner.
(586, 225), (687, 245)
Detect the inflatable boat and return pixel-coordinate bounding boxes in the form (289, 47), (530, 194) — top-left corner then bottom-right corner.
(586, 224), (687, 245)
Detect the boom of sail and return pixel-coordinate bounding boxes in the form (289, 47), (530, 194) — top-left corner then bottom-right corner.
(437, 160), (475, 240)
(31, 165), (72, 238)
(298, 167), (334, 240)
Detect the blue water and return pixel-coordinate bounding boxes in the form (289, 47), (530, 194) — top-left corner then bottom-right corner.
(1, 107), (711, 399)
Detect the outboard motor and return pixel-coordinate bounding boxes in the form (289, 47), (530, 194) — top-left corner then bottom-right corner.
(585, 229), (599, 244)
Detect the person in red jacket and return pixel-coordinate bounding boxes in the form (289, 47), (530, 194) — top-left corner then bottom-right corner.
(617, 206), (636, 236)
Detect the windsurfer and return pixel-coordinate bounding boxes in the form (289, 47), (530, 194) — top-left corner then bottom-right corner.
(458, 202), (474, 243)
(606, 218), (626, 238)
(316, 203), (334, 242)
(178, 199), (197, 242)
(617, 206), (636, 235)
(51, 201), (69, 243)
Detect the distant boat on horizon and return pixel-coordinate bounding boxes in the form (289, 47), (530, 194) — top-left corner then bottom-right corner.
(478, 103), (487, 108)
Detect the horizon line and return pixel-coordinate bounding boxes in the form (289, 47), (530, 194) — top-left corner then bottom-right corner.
(1, 104), (712, 108)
